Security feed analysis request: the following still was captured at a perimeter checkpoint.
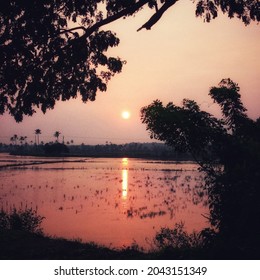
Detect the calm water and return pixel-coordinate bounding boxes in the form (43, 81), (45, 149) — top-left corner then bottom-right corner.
(0, 153), (209, 249)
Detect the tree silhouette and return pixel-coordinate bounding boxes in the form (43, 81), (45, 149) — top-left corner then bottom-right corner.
(54, 131), (61, 143)
(12, 134), (18, 146)
(10, 136), (14, 145)
(19, 136), (25, 145)
(34, 129), (41, 145)
(0, 1), (259, 121)
(141, 79), (260, 255)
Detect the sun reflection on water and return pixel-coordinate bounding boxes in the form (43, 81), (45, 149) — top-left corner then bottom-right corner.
(122, 157), (128, 166)
(121, 158), (128, 200)
(122, 169), (128, 200)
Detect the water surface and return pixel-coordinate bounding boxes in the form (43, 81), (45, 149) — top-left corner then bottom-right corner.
(0, 154), (209, 249)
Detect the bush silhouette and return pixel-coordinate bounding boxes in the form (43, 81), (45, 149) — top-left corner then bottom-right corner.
(0, 208), (44, 235)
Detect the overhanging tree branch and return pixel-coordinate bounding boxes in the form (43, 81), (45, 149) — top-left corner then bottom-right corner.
(137, 0), (179, 31)
(58, 26), (87, 35)
(84, 0), (150, 38)
(59, 0), (150, 53)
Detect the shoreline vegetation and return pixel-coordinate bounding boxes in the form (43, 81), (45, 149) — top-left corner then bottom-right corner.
(0, 142), (194, 161)
(0, 208), (256, 260)
(1, 227), (258, 260)
(1, 228), (206, 260)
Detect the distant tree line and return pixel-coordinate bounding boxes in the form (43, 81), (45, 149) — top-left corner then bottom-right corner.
(0, 141), (193, 160)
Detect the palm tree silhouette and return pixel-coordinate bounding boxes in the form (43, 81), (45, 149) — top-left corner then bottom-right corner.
(54, 131), (61, 143)
(35, 129), (41, 145)
(19, 136), (25, 145)
(13, 134), (18, 146)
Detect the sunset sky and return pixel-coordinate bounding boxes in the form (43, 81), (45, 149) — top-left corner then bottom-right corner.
(0, 0), (259, 145)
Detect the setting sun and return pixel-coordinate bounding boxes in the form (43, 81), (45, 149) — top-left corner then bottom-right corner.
(121, 111), (130, 119)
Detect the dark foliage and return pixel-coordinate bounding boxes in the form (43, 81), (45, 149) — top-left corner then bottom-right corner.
(0, 1), (125, 121)
(1, 1), (259, 121)
(0, 207), (44, 234)
(154, 222), (203, 250)
(195, 0), (259, 24)
(44, 142), (69, 155)
(1, 141), (192, 160)
(141, 79), (260, 255)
